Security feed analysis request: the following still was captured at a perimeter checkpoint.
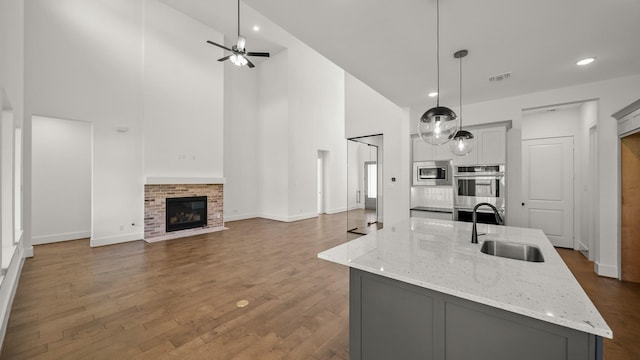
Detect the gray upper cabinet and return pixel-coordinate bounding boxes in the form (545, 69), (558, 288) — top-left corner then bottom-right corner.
(413, 125), (506, 165)
(453, 125), (506, 166)
(412, 137), (453, 161)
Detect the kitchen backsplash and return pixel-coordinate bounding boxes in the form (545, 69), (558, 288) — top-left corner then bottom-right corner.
(411, 186), (454, 209)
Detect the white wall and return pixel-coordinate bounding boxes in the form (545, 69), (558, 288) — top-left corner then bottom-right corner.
(345, 74), (410, 228)
(25, 0), (145, 247)
(32, 116), (91, 244)
(223, 48), (260, 222)
(411, 74), (640, 278)
(0, 0), (26, 349)
(258, 50), (290, 221)
(580, 101), (599, 261)
(143, 0), (224, 179)
(254, 41), (347, 223)
(287, 42), (346, 219)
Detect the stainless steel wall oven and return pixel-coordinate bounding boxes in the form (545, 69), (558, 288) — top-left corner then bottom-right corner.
(453, 165), (506, 224)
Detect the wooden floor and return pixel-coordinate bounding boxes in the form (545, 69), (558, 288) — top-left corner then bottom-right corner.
(1, 215), (639, 359)
(557, 249), (640, 359)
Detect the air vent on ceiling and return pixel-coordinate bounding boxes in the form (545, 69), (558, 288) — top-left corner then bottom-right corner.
(488, 72), (512, 82)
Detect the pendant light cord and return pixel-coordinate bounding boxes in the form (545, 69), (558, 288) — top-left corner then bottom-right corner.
(436, 0), (440, 107)
(237, 0), (240, 38)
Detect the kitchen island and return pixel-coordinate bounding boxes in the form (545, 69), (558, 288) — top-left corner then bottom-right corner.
(318, 218), (612, 360)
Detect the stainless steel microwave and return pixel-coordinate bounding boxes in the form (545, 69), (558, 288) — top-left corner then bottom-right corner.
(413, 161), (452, 186)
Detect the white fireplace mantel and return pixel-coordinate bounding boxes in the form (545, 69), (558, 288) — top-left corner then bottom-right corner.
(145, 177), (226, 185)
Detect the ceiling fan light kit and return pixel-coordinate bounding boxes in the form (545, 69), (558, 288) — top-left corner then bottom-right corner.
(419, 0), (458, 146)
(205, 0), (270, 68)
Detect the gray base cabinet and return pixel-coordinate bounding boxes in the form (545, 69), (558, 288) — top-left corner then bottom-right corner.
(349, 269), (602, 360)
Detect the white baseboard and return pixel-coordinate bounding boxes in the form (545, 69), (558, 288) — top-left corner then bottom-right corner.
(23, 246), (33, 258)
(576, 241), (589, 252)
(324, 207), (347, 215)
(32, 231), (91, 245)
(90, 232), (143, 247)
(0, 243), (26, 351)
(224, 213), (258, 222)
(595, 261), (618, 278)
(259, 212), (318, 223)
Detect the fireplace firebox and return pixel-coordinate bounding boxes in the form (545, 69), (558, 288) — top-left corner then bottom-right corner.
(166, 196), (207, 232)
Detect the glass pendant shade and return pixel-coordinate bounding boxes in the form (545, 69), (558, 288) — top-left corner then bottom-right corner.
(418, 106), (458, 145)
(448, 129), (475, 156)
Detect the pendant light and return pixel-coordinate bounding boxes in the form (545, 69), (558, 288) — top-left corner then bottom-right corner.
(418, 0), (457, 146)
(449, 49), (475, 156)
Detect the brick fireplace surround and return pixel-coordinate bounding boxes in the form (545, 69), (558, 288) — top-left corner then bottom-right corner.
(144, 184), (224, 242)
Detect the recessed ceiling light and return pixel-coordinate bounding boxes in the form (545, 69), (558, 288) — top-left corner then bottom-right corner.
(428, 92), (438, 98)
(576, 57), (595, 66)
(252, 25), (260, 32)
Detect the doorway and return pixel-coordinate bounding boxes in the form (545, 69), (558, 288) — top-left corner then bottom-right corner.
(32, 116), (92, 245)
(621, 131), (640, 282)
(347, 135), (383, 235)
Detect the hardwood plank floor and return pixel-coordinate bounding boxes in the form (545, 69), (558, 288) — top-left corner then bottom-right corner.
(1, 215), (638, 359)
(1, 215), (353, 360)
(557, 249), (640, 359)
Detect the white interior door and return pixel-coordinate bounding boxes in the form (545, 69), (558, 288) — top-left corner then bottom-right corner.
(522, 137), (574, 248)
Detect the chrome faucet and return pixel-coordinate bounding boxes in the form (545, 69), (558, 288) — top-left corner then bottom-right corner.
(471, 202), (504, 244)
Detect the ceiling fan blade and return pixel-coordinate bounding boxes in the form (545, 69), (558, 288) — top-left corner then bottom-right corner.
(236, 36), (246, 51)
(206, 40), (232, 52)
(246, 52), (270, 57)
(246, 58), (255, 68)
(217, 55), (231, 62)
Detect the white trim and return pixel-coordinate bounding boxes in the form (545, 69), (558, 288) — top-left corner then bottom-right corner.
(13, 229), (22, 244)
(144, 226), (227, 243)
(576, 240), (589, 253)
(23, 246), (33, 258)
(223, 213), (258, 222)
(145, 177), (226, 185)
(90, 232), (143, 247)
(0, 244), (25, 351)
(324, 207), (347, 215)
(595, 261), (618, 278)
(259, 212), (318, 223)
(32, 231), (90, 245)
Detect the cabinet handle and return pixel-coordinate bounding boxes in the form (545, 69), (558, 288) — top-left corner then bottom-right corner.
(521, 202), (525, 206)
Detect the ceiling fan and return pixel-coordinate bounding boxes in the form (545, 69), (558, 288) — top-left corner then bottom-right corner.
(206, 0), (270, 68)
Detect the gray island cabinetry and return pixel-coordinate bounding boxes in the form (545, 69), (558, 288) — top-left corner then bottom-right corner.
(318, 218), (612, 360)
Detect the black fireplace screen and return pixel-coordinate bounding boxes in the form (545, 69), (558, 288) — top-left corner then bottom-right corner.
(166, 196), (207, 232)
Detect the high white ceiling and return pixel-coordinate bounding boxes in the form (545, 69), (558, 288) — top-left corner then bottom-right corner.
(163, 0), (640, 109)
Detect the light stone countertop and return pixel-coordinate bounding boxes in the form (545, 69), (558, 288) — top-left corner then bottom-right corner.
(318, 217), (613, 338)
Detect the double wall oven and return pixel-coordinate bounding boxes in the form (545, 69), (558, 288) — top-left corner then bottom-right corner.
(453, 165), (506, 224)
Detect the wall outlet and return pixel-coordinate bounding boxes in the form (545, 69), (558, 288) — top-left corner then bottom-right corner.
(216, 213), (221, 219)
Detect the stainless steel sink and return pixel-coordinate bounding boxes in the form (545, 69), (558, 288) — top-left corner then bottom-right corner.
(480, 240), (544, 262)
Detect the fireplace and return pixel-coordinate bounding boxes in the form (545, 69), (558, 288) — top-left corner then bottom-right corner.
(166, 196), (208, 232)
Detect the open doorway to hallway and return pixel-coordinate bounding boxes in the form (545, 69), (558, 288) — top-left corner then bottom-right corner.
(31, 115), (92, 245)
(521, 100), (598, 252)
